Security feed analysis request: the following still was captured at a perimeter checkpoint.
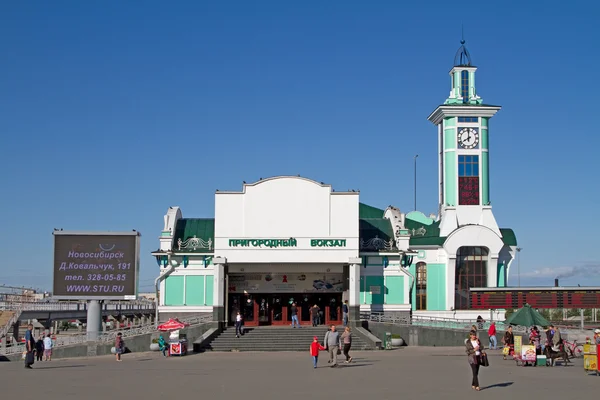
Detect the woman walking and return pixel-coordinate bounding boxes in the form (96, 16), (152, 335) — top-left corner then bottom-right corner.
(341, 326), (353, 363)
(466, 330), (483, 391)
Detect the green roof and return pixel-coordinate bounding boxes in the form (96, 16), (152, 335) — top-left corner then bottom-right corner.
(359, 202), (385, 219)
(359, 203), (396, 252)
(500, 228), (517, 246)
(405, 217), (445, 246)
(173, 218), (214, 253)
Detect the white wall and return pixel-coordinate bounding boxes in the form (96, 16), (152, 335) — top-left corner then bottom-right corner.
(214, 177), (359, 263)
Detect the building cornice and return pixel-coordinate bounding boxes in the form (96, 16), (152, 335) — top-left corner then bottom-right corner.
(427, 105), (501, 125)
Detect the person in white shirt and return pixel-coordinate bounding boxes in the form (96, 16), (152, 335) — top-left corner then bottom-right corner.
(235, 312), (243, 338)
(43, 335), (53, 361)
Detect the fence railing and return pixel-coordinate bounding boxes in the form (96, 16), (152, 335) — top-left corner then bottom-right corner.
(360, 312), (591, 339)
(1, 313), (213, 356)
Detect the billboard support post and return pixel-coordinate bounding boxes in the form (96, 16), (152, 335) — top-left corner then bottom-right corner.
(86, 300), (102, 341)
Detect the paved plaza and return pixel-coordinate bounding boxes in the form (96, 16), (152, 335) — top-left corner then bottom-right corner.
(1, 347), (596, 399)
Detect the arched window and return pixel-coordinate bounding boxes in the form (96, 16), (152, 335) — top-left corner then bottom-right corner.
(416, 262), (427, 311)
(455, 247), (488, 310)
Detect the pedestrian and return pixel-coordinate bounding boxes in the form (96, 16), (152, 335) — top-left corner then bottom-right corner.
(341, 326), (353, 363)
(310, 336), (326, 368)
(502, 326), (514, 360)
(310, 304), (320, 327)
(35, 337), (44, 362)
(323, 324), (341, 367)
(488, 321), (497, 350)
(466, 330), (483, 391)
(43, 334), (53, 361)
(115, 332), (124, 362)
(290, 303), (300, 328)
(476, 315), (484, 330)
(24, 324), (35, 369)
(158, 335), (169, 357)
(342, 300), (349, 327)
(235, 312), (243, 338)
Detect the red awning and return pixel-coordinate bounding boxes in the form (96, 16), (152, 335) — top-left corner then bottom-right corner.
(157, 318), (189, 331)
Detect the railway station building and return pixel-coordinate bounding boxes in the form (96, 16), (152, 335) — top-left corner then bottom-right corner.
(152, 41), (517, 325)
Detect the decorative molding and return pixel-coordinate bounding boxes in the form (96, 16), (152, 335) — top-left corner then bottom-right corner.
(410, 227), (427, 237)
(177, 236), (213, 251)
(360, 236), (397, 252)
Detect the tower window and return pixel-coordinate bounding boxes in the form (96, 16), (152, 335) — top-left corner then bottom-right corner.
(415, 262), (427, 311)
(458, 155), (480, 205)
(458, 117), (478, 123)
(461, 70), (469, 103)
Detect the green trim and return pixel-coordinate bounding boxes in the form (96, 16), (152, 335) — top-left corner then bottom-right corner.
(481, 117), (488, 128)
(185, 276), (205, 306)
(482, 152), (489, 204)
(444, 117), (456, 127)
(481, 128), (488, 149)
(426, 264), (446, 311)
(444, 151), (456, 205)
(498, 261), (506, 287)
(385, 276), (405, 305)
(444, 127), (456, 150)
(165, 276), (184, 306)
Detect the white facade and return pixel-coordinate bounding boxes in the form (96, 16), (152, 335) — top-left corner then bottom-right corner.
(214, 176), (359, 263)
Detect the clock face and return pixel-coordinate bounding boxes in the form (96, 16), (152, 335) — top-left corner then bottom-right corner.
(457, 128), (479, 149)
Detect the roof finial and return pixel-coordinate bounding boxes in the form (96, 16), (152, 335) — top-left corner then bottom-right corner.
(454, 25), (472, 67)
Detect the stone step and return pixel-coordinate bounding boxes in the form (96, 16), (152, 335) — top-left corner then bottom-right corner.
(201, 326), (376, 352)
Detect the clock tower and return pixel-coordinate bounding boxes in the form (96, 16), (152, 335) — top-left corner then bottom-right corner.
(427, 40), (501, 237)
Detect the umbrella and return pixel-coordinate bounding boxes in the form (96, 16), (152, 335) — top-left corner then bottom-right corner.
(157, 318), (189, 331)
(504, 304), (550, 327)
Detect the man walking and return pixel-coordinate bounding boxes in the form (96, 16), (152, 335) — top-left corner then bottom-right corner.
(290, 303), (300, 328)
(323, 325), (341, 367)
(24, 324), (35, 369)
(342, 300), (349, 327)
(310, 304), (320, 327)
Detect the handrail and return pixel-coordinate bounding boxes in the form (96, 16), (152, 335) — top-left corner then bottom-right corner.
(1, 313), (213, 355)
(361, 311), (591, 339)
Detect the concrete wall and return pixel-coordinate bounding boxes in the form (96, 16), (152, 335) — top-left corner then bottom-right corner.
(1, 322), (217, 362)
(363, 321), (528, 347)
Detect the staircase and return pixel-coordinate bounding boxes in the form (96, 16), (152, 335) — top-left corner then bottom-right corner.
(0, 311), (16, 338)
(201, 326), (376, 352)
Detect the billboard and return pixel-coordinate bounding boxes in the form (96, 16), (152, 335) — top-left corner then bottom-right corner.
(52, 231), (141, 300)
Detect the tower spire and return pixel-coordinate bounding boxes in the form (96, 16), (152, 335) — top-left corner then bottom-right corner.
(454, 28), (472, 67)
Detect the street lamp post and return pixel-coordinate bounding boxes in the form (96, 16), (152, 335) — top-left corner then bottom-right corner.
(516, 247), (522, 287)
(414, 155), (418, 211)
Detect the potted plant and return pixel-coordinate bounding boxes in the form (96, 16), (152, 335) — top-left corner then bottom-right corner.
(150, 338), (160, 351)
(391, 334), (404, 347)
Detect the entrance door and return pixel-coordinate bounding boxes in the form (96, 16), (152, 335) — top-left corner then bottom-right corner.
(228, 294), (259, 326)
(270, 295), (287, 325)
(257, 296), (270, 326)
(325, 295), (343, 326)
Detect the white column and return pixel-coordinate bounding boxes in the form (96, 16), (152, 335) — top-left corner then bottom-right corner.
(488, 255), (499, 288)
(213, 257), (226, 323)
(447, 257), (456, 311)
(349, 262), (361, 307)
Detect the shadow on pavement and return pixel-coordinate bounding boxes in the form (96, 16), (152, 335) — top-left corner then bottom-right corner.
(482, 382), (514, 390)
(36, 364), (88, 369)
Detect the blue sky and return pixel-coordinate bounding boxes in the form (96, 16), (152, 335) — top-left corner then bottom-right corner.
(1, 1), (599, 292)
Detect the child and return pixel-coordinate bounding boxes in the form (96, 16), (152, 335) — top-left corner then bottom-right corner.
(310, 336), (326, 368)
(115, 333), (125, 362)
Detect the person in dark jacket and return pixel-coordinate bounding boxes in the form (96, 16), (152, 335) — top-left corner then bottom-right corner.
(342, 300), (349, 327)
(35, 338), (44, 362)
(466, 330), (484, 391)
